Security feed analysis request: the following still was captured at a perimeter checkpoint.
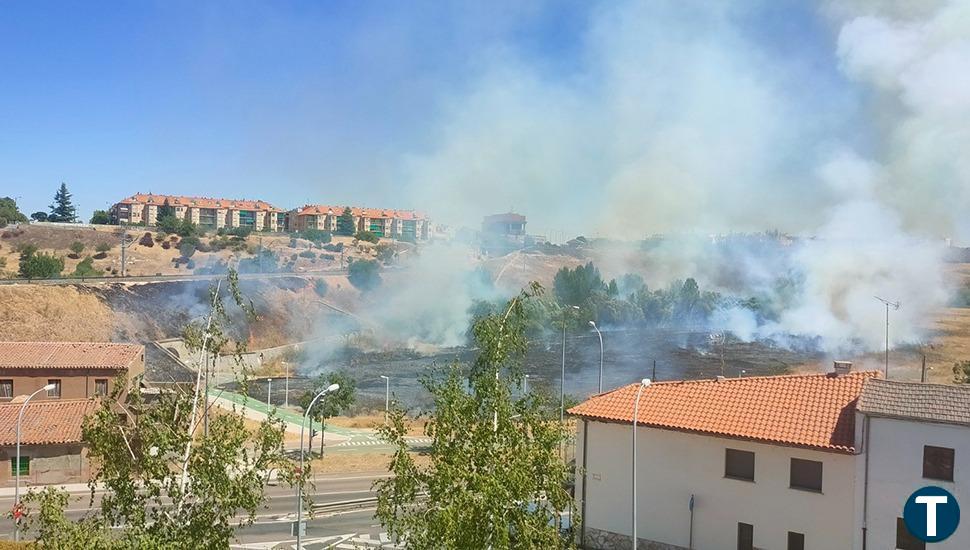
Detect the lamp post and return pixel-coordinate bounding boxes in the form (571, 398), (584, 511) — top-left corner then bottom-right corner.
(379, 375), (389, 423)
(874, 296), (900, 378)
(296, 383), (340, 549)
(15, 384), (56, 542)
(284, 363), (290, 408)
(632, 378), (651, 550)
(589, 321), (604, 393)
(267, 378), (272, 406)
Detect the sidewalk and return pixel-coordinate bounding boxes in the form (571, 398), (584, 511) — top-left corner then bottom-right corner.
(0, 482), (101, 497)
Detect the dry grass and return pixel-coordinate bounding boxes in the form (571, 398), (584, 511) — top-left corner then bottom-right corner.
(308, 450), (431, 475)
(328, 414), (428, 436)
(0, 284), (114, 341)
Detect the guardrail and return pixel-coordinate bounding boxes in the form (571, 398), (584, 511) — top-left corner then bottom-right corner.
(0, 270), (349, 286)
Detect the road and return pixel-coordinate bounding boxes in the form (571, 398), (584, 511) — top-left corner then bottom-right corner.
(0, 270), (349, 286)
(0, 473), (395, 548)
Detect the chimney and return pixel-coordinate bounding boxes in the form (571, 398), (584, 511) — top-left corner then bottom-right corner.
(833, 361), (853, 376)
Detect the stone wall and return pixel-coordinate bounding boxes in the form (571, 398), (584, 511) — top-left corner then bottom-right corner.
(583, 527), (688, 550)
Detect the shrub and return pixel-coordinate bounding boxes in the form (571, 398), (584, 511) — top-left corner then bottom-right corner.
(95, 242), (111, 254)
(19, 248), (64, 279)
(323, 242), (344, 252)
(72, 256), (103, 278)
(301, 228), (332, 244)
(348, 259), (381, 291)
(299, 250), (316, 259)
(138, 232), (154, 247)
(161, 240), (171, 250)
(289, 237), (298, 248)
(179, 242), (197, 258)
(69, 241), (85, 258)
(186, 259), (196, 269)
(314, 279), (328, 298)
(354, 230), (379, 243)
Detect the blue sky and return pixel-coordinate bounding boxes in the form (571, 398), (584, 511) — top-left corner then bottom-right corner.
(0, 1), (865, 231)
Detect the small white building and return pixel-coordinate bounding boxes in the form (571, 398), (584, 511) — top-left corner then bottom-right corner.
(570, 368), (878, 550)
(854, 378), (970, 550)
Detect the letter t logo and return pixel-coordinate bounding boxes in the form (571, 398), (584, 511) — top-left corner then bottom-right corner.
(916, 495), (949, 536)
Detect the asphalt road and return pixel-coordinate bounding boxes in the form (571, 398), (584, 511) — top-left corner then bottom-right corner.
(0, 473), (392, 547)
(0, 270), (348, 286)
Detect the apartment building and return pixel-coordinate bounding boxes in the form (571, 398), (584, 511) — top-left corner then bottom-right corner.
(288, 204), (430, 241)
(854, 379), (970, 550)
(570, 368), (878, 550)
(0, 341), (145, 485)
(110, 193), (286, 231)
(482, 212), (527, 236)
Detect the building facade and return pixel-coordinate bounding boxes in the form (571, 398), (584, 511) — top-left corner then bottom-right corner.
(570, 369), (878, 550)
(0, 342), (145, 486)
(110, 193), (286, 232)
(288, 205), (430, 241)
(854, 379), (970, 550)
(482, 212), (527, 236)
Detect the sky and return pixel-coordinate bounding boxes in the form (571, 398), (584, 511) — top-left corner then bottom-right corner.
(1, 0), (962, 241)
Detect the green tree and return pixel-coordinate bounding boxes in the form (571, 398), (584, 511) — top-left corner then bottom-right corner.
(300, 228), (332, 244)
(337, 207), (356, 236)
(90, 210), (111, 224)
(179, 241), (197, 259)
(30, 211), (48, 222)
(553, 261), (605, 307)
(95, 242), (112, 255)
(72, 256), (103, 277)
(374, 283), (577, 549)
(18, 270), (300, 548)
(48, 182), (77, 222)
(354, 230), (379, 243)
(69, 241), (85, 258)
(299, 371), (357, 455)
(18, 246), (64, 279)
(0, 196), (28, 227)
(348, 259), (381, 291)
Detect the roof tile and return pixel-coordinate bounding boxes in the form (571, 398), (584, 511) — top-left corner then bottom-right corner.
(858, 378), (970, 426)
(0, 342), (143, 371)
(0, 399), (99, 445)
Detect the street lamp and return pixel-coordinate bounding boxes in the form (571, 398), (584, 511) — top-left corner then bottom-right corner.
(296, 383), (340, 549)
(267, 378), (272, 406)
(15, 383), (56, 541)
(874, 296), (900, 379)
(379, 375), (390, 423)
(589, 321), (604, 393)
(283, 362), (290, 408)
(632, 378), (651, 550)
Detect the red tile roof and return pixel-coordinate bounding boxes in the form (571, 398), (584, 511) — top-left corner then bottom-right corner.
(0, 399), (99, 445)
(117, 193), (283, 212)
(293, 204), (427, 220)
(0, 342), (143, 371)
(568, 371), (879, 453)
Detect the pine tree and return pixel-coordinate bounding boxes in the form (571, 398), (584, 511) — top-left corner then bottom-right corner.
(337, 207), (356, 236)
(48, 182), (77, 223)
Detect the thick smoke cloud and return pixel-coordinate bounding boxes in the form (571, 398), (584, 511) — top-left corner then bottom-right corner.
(386, 1), (965, 353)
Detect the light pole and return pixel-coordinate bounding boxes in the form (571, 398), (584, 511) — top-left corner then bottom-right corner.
(379, 375), (389, 423)
(874, 296), (900, 378)
(15, 383), (56, 541)
(296, 383), (340, 549)
(589, 320), (604, 393)
(284, 362), (290, 408)
(632, 378), (651, 550)
(267, 378), (272, 406)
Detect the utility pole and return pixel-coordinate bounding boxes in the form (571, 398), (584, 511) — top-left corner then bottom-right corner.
(874, 296), (900, 378)
(119, 225), (131, 277)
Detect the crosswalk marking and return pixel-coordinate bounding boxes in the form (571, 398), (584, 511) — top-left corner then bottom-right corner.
(334, 438), (432, 448)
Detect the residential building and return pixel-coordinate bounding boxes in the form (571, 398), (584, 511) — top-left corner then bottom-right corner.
(0, 341), (145, 402)
(0, 399), (100, 485)
(0, 341), (144, 486)
(854, 379), (970, 550)
(110, 193), (286, 231)
(288, 205), (430, 241)
(482, 212), (526, 236)
(570, 369), (878, 550)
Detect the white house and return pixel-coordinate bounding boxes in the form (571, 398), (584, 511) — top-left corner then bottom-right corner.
(570, 368), (876, 550)
(854, 378), (970, 550)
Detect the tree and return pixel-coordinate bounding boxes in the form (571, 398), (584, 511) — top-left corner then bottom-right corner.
(30, 211), (48, 222)
(301, 228), (332, 244)
(69, 241), (85, 258)
(48, 182), (77, 222)
(0, 196), (28, 227)
(348, 259), (381, 291)
(179, 241), (197, 259)
(95, 242), (112, 256)
(90, 210), (111, 224)
(354, 230), (379, 243)
(337, 207), (356, 236)
(954, 360), (970, 384)
(374, 283), (577, 549)
(17, 245), (64, 279)
(299, 371), (357, 455)
(18, 270), (300, 548)
(553, 261), (605, 307)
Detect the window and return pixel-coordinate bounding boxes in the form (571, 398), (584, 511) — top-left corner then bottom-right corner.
(790, 458), (823, 492)
(0, 379), (12, 399)
(923, 445), (954, 482)
(788, 531), (805, 550)
(95, 379), (109, 397)
(10, 457), (29, 476)
(47, 379), (61, 398)
(737, 522), (753, 550)
(725, 449), (755, 481)
(896, 517), (925, 550)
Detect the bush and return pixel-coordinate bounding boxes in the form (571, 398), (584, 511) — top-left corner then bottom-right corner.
(375, 243), (395, 264)
(95, 242), (111, 254)
(72, 256), (103, 278)
(299, 250), (316, 259)
(138, 232), (154, 247)
(289, 237), (298, 248)
(323, 242), (344, 253)
(354, 230), (379, 243)
(179, 242), (197, 258)
(19, 248), (64, 279)
(348, 259), (381, 291)
(314, 279), (328, 298)
(69, 241), (84, 258)
(301, 228), (332, 244)
(161, 240), (171, 250)
(186, 259), (196, 269)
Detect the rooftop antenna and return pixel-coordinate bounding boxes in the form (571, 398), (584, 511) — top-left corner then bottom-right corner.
(874, 296), (900, 378)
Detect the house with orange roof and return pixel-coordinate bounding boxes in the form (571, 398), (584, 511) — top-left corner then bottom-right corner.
(0, 342), (144, 486)
(288, 204), (430, 241)
(569, 364), (877, 550)
(109, 193), (286, 231)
